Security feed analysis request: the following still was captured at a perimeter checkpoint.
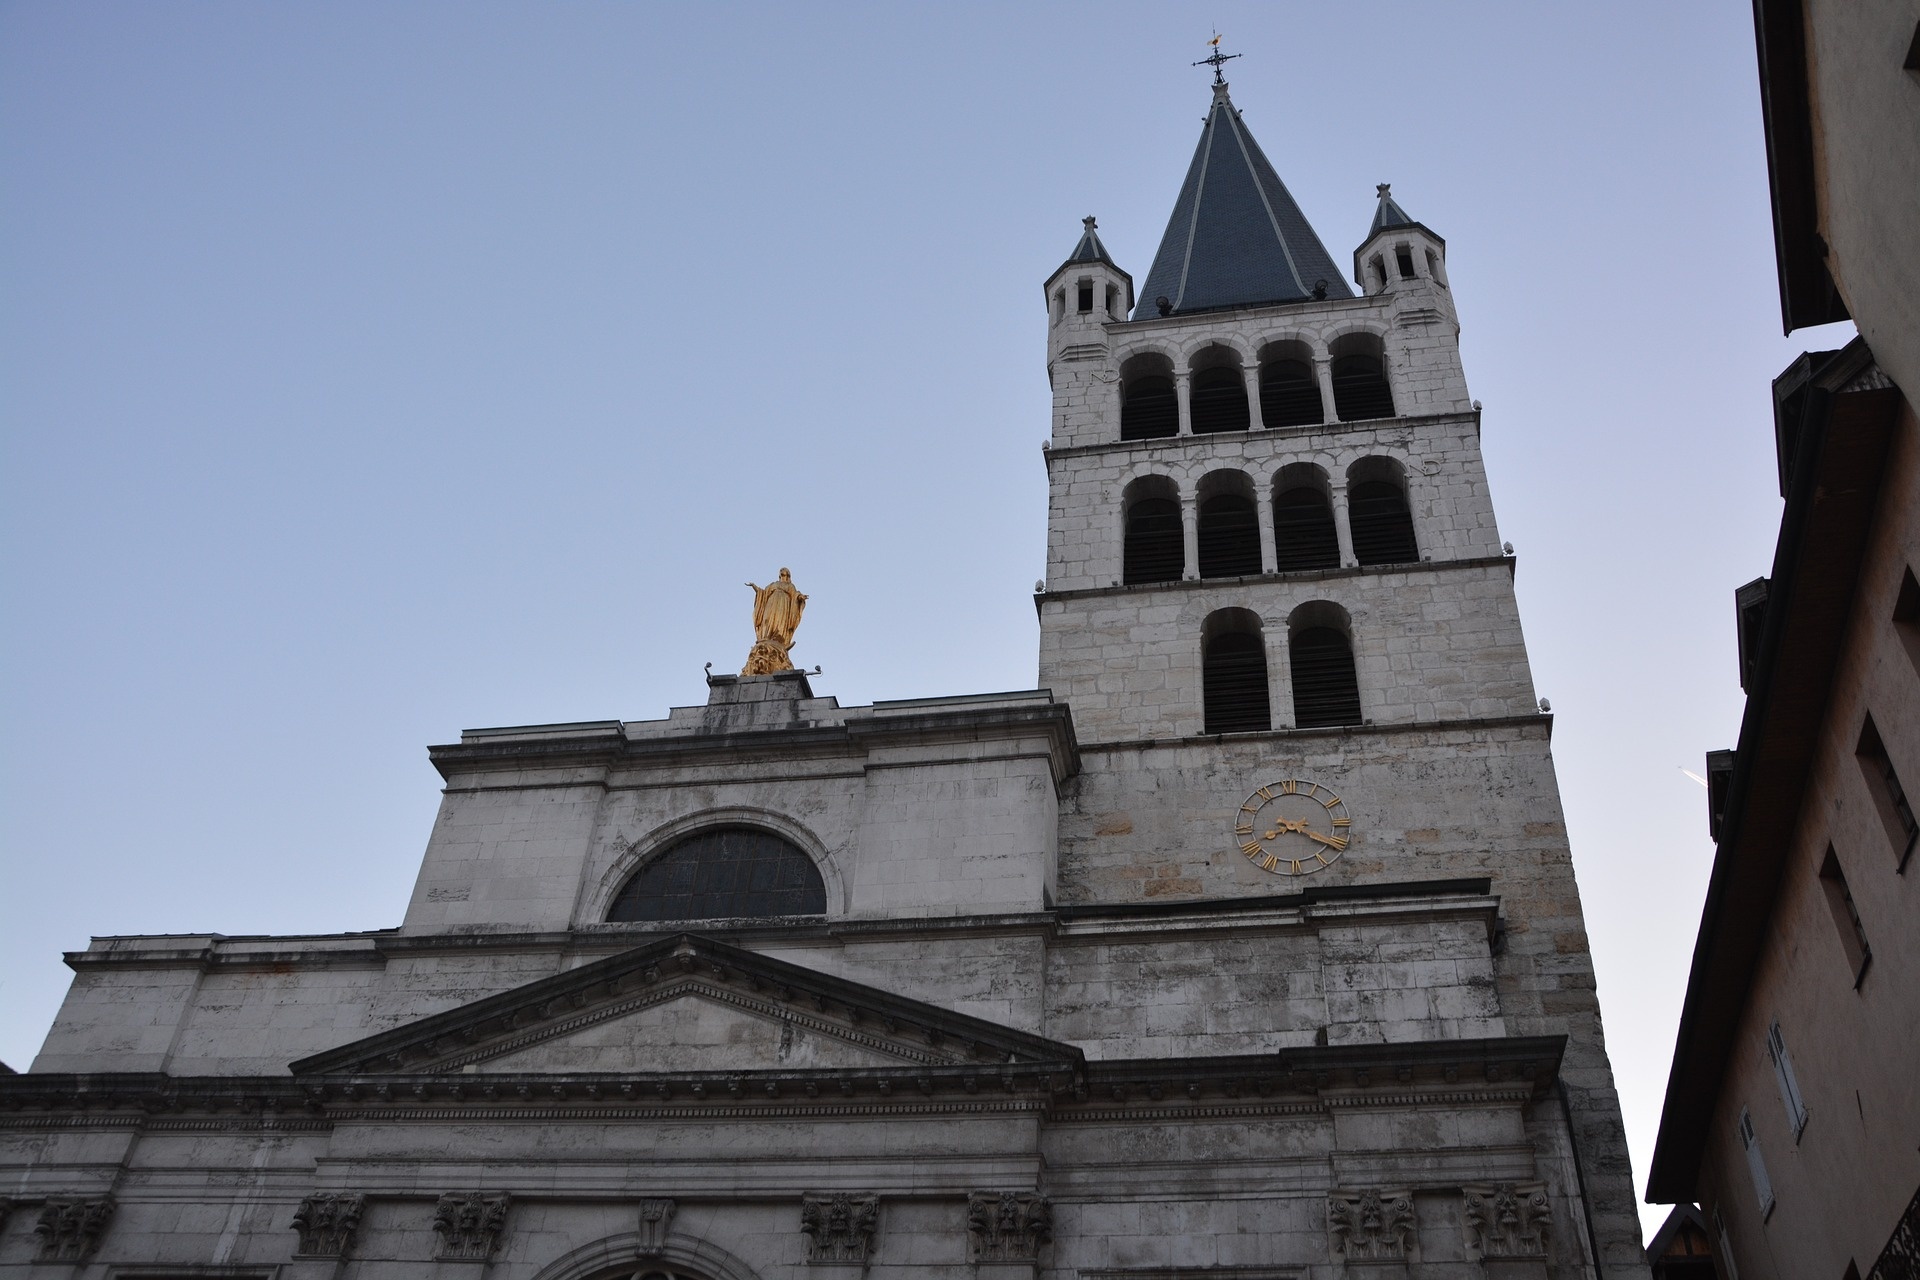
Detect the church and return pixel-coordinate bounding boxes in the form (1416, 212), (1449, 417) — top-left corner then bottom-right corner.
(0, 71), (1647, 1279)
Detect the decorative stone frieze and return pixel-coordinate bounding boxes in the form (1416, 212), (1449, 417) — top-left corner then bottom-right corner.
(801, 1192), (879, 1264)
(637, 1198), (676, 1255)
(433, 1192), (512, 1261)
(1327, 1187), (1418, 1262)
(1461, 1183), (1552, 1261)
(34, 1198), (114, 1262)
(966, 1191), (1051, 1262)
(291, 1192), (366, 1259)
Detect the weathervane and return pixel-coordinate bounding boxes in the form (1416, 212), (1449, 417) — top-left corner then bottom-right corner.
(1193, 33), (1240, 85)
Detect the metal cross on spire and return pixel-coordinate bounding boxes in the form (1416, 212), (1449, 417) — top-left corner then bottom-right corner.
(1193, 33), (1240, 85)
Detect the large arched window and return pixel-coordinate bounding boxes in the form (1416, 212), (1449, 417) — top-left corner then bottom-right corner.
(1197, 471), (1261, 579)
(1119, 354), (1178, 440)
(1272, 464), (1340, 572)
(1258, 343), (1323, 427)
(608, 827), (826, 923)
(1122, 476), (1184, 585)
(1203, 608), (1270, 734)
(1189, 347), (1250, 434)
(1347, 457), (1419, 566)
(1289, 604), (1361, 728)
(1329, 333), (1395, 421)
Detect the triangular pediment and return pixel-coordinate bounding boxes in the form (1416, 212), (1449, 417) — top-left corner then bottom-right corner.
(291, 934), (1080, 1078)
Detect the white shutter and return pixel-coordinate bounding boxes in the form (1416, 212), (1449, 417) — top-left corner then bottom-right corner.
(1766, 1021), (1810, 1137)
(1738, 1108), (1775, 1216)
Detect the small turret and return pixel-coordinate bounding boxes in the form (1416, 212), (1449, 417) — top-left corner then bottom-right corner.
(1045, 217), (1133, 344)
(1353, 184), (1450, 303)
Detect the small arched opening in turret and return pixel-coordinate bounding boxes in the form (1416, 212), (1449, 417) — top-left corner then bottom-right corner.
(1121, 475), (1184, 585)
(1271, 463), (1340, 573)
(1257, 340), (1324, 428)
(1346, 456), (1420, 566)
(1288, 601), (1362, 729)
(1202, 608), (1271, 735)
(607, 827), (826, 923)
(1119, 352), (1178, 441)
(1329, 332), (1396, 422)
(1188, 345), (1251, 434)
(1197, 470), (1261, 580)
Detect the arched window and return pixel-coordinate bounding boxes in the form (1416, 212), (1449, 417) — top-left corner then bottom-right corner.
(1119, 354), (1178, 440)
(1329, 334), (1395, 421)
(1272, 465), (1340, 572)
(1190, 366), (1250, 434)
(1259, 357), (1323, 427)
(1347, 458), (1419, 566)
(1203, 609), (1270, 734)
(1197, 472), (1260, 579)
(608, 827), (825, 923)
(1289, 607), (1361, 728)
(1122, 476), (1183, 585)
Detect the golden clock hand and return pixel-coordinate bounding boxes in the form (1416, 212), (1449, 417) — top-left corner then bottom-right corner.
(1302, 828), (1348, 849)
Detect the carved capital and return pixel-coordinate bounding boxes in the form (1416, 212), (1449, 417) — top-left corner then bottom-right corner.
(1462, 1183), (1552, 1261)
(433, 1192), (512, 1262)
(966, 1191), (1051, 1263)
(1328, 1187), (1418, 1263)
(637, 1198), (676, 1255)
(292, 1193), (366, 1259)
(800, 1192), (878, 1265)
(34, 1198), (114, 1263)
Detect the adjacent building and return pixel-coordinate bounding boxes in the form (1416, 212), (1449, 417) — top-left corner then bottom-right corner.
(1, 74), (1648, 1278)
(1645, 1), (1920, 1275)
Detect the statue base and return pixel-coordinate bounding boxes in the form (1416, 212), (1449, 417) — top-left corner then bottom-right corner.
(706, 668), (815, 703)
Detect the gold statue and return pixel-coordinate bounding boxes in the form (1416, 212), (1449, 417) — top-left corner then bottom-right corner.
(742, 568), (808, 675)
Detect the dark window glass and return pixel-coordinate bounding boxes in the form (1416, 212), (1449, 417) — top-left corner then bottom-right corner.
(1291, 627), (1361, 727)
(1190, 367), (1250, 433)
(1123, 497), (1184, 584)
(1273, 488), (1340, 572)
(1349, 480), (1419, 565)
(1120, 376), (1178, 440)
(1331, 354), (1395, 420)
(1259, 359), (1323, 427)
(1204, 632), (1270, 733)
(608, 828), (825, 922)
(1198, 494), (1261, 578)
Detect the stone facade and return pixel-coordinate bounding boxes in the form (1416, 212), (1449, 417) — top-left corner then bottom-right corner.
(0, 80), (1644, 1280)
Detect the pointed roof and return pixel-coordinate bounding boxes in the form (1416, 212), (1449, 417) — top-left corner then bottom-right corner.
(1065, 215), (1115, 267)
(1368, 183), (1416, 236)
(1134, 82), (1353, 318)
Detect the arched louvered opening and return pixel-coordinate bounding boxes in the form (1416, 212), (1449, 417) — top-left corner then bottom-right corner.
(1122, 476), (1184, 585)
(608, 827), (826, 923)
(1348, 476), (1419, 566)
(1273, 482), (1340, 572)
(1190, 367), (1250, 434)
(1329, 333), (1395, 421)
(1203, 610), (1270, 734)
(1119, 354), (1178, 441)
(1289, 612), (1361, 729)
(1259, 357), (1323, 427)
(1197, 472), (1260, 579)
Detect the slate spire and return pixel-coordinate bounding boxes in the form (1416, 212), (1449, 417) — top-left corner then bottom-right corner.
(1134, 81), (1352, 318)
(1369, 183), (1417, 236)
(1064, 215), (1115, 268)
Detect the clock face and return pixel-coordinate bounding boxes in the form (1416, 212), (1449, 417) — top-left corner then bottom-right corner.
(1234, 778), (1351, 876)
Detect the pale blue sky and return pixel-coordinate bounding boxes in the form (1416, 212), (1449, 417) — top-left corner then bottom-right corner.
(0, 2), (1854, 1236)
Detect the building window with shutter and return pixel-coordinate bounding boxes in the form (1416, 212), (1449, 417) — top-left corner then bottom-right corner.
(1197, 470), (1261, 579)
(1189, 347), (1251, 434)
(1202, 609), (1270, 734)
(1819, 848), (1873, 986)
(1121, 476), (1184, 585)
(1287, 602), (1362, 729)
(1119, 353), (1179, 441)
(1328, 333), (1395, 420)
(1737, 1108), (1775, 1218)
(1271, 464), (1340, 573)
(1856, 714), (1918, 869)
(1257, 341), (1323, 427)
(1346, 457), (1420, 566)
(1765, 1022), (1809, 1139)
